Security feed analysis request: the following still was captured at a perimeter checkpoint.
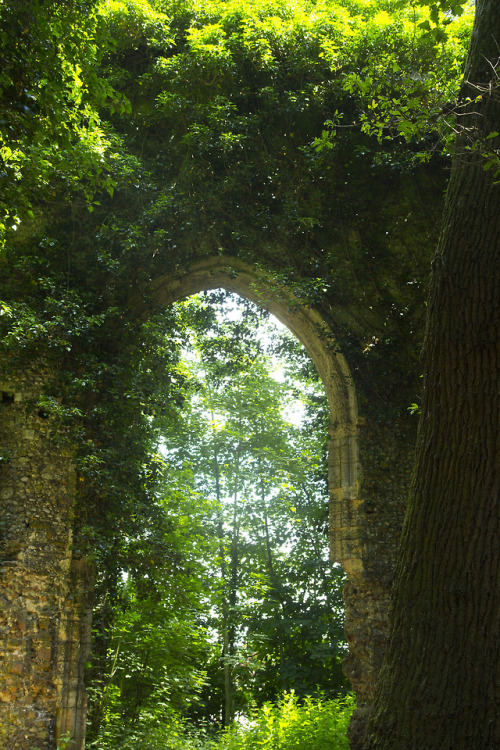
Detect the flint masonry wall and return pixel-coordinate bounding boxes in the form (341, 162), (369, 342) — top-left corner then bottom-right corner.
(0, 372), (91, 750)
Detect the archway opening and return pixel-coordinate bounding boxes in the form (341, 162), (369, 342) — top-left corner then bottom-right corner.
(147, 257), (361, 574)
(158, 289), (348, 727)
(87, 262), (362, 747)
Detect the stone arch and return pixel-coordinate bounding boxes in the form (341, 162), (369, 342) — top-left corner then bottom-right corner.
(0, 255), (386, 750)
(148, 256), (363, 578)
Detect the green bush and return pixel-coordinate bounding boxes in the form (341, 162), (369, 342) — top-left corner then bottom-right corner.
(211, 692), (355, 750)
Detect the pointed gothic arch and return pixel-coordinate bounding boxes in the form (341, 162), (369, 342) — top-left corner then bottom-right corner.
(148, 256), (363, 578)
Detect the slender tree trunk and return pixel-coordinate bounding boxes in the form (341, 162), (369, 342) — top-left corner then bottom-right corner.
(130, 648), (150, 726)
(258, 467), (287, 685)
(212, 437), (233, 728)
(259, 467), (275, 584)
(217, 512), (233, 729)
(225, 441), (240, 726)
(212, 404), (240, 728)
(363, 3), (500, 748)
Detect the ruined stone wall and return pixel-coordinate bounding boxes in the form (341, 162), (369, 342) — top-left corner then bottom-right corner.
(0, 370), (91, 750)
(341, 414), (416, 747)
(0, 276), (421, 750)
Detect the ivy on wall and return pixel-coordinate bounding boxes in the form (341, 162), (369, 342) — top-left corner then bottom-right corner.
(0, 1), (474, 724)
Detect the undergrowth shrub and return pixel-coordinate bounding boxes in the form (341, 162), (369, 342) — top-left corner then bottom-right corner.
(211, 692), (355, 750)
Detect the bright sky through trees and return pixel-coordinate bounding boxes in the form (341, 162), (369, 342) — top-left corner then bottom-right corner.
(176, 291), (323, 427)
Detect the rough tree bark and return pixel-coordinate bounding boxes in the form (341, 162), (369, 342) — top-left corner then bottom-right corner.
(362, 2), (500, 748)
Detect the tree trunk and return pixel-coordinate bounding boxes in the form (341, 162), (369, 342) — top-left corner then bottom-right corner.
(213, 441), (234, 728)
(225, 441), (240, 727)
(363, 3), (500, 748)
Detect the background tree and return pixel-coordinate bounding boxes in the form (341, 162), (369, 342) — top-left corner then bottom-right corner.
(166, 294), (349, 724)
(88, 292), (348, 746)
